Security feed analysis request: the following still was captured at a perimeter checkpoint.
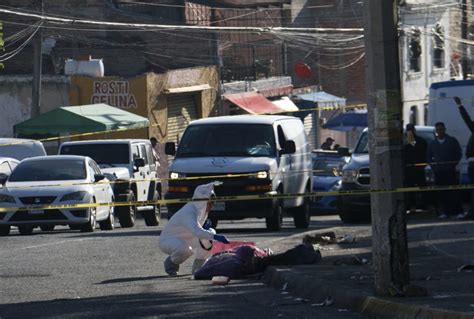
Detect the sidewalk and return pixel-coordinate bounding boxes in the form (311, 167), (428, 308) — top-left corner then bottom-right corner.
(262, 217), (474, 319)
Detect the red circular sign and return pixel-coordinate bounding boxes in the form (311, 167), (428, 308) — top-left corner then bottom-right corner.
(294, 62), (312, 79)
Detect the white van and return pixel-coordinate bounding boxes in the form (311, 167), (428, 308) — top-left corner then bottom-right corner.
(0, 138), (47, 160)
(164, 115), (313, 231)
(428, 80), (474, 184)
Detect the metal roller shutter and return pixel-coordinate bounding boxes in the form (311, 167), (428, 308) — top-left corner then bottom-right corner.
(167, 94), (199, 143)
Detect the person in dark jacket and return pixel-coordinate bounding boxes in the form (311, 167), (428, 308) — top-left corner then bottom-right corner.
(453, 97), (474, 219)
(404, 124), (428, 211)
(427, 122), (463, 218)
(321, 137), (335, 150)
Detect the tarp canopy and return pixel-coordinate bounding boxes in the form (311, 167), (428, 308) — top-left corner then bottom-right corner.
(14, 103), (150, 138)
(293, 91), (346, 120)
(322, 109), (367, 131)
(272, 97), (299, 112)
(224, 92), (284, 114)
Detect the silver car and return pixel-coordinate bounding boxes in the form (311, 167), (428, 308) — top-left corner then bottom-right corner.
(0, 155), (114, 236)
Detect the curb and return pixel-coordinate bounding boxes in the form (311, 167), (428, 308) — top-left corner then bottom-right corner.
(262, 267), (474, 319)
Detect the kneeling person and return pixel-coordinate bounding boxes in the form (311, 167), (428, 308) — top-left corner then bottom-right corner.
(159, 182), (229, 276)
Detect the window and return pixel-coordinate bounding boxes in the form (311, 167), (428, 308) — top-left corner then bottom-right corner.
(0, 161), (11, 175)
(139, 144), (148, 164)
(409, 28), (422, 72)
(409, 105), (418, 125)
(132, 145), (140, 160)
(433, 24), (445, 68)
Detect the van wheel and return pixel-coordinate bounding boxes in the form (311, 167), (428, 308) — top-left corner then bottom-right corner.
(117, 191), (136, 228)
(266, 194), (283, 231)
(40, 225), (55, 232)
(18, 225), (34, 235)
(293, 196), (310, 229)
(143, 191), (160, 227)
(0, 226), (11, 236)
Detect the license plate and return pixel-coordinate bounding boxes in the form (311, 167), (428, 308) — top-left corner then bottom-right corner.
(29, 209), (44, 215)
(213, 202), (225, 211)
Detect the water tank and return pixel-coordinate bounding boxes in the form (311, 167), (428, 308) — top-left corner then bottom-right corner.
(64, 58), (104, 77)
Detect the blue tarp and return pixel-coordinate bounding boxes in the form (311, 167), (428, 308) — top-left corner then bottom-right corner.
(293, 91), (346, 120)
(322, 110), (367, 131)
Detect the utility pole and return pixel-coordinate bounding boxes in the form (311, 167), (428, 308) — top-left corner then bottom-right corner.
(31, 0), (43, 118)
(461, 0), (469, 79)
(363, 0), (410, 295)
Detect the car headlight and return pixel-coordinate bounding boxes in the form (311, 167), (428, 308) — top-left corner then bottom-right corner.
(170, 172), (186, 180)
(0, 194), (15, 203)
(61, 191), (87, 202)
(256, 171), (269, 179)
(341, 170), (358, 183)
(329, 180), (342, 191)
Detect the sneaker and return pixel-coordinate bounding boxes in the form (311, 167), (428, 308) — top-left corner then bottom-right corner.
(438, 213), (448, 219)
(164, 256), (179, 276)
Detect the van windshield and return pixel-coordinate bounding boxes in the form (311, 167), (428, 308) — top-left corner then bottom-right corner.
(60, 144), (130, 165)
(176, 124), (276, 158)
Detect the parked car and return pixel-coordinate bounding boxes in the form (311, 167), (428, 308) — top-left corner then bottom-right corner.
(59, 139), (161, 228)
(310, 150), (350, 214)
(165, 115), (313, 231)
(0, 138), (47, 160)
(0, 155), (115, 236)
(337, 126), (436, 223)
(0, 157), (20, 183)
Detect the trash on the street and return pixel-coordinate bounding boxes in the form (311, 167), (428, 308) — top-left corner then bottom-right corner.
(311, 296), (333, 307)
(303, 232), (356, 245)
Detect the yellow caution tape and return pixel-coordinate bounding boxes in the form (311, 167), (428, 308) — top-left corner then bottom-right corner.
(0, 182), (473, 213)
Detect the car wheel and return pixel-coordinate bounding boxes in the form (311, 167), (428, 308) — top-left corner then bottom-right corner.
(143, 191), (160, 227)
(338, 201), (371, 224)
(293, 195), (311, 229)
(81, 203), (97, 232)
(266, 192), (283, 231)
(117, 191), (136, 228)
(99, 206), (115, 231)
(0, 225), (11, 236)
(18, 225), (34, 235)
(40, 225), (55, 232)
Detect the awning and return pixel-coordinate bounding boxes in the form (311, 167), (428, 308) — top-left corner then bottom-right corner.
(224, 92), (284, 114)
(322, 110), (367, 131)
(165, 84), (212, 94)
(272, 97), (299, 112)
(14, 103), (150, 137)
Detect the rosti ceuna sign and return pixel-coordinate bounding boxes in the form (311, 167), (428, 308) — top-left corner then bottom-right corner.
(91, 80), (138, 109)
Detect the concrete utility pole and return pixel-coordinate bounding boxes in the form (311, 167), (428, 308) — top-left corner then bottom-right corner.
(461, 0), (469, 79)
(363, 0), (410, 295)
(31, 0), (43, 118)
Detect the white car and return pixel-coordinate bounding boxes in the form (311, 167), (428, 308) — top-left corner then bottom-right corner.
(0, 155), (114, 236)
(0, 157), (20, 181)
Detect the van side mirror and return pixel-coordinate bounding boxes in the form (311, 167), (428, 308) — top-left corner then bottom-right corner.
(94, 174), (105, 182)
(337, 147), (350, 156)
(281, 140), (296, 155)
(165, 142), (176, 156)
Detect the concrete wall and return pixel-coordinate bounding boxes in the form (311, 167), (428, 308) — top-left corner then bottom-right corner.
(0, 76), (70, 137)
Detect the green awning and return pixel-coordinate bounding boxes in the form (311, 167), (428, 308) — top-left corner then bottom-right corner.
(14, 104), (150, 138)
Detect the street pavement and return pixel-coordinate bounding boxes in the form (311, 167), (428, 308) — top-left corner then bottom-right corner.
(261, 214), (474, 319)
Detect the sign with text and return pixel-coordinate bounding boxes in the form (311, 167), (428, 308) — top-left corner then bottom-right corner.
(91, 80), (138, 109)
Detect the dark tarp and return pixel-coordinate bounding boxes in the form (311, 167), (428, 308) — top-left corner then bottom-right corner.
(322, 110), (368, 131)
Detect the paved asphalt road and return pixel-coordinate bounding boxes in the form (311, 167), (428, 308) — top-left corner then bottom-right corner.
(0, 215), (365, 319)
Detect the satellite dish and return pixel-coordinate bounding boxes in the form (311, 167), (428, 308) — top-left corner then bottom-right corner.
(294, 62), (312, 79)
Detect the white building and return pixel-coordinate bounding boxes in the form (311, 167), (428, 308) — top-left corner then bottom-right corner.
(399, 0), (467, 125)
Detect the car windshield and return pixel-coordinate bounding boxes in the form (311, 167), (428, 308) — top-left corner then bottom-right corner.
(60, 144), (130, 165)
(176, 124), (276, 158)
(9, 159), (86, 182)
(354, 129), (435, 154)
(312, 156), (346, 176)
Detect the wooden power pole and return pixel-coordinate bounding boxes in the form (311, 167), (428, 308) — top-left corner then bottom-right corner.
(31, 0), (43, 118)
(363, 0), (410, 295)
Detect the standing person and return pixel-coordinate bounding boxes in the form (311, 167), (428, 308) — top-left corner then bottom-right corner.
(159, 182), (229, 276)
(453, 97), (474, 219)
(149, 137), (160, 166)
(404, 124), (428, 212)
(321, 137), (335, 150)
(427, 122), (463, 218)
